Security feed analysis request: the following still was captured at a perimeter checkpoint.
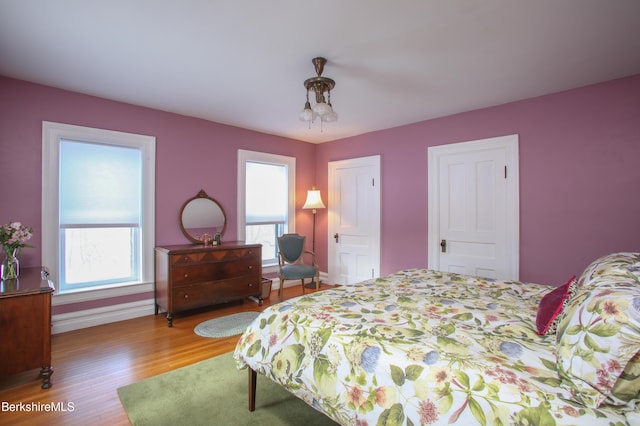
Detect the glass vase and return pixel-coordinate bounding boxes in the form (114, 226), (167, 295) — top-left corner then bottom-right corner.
(1, 249), (19, 280)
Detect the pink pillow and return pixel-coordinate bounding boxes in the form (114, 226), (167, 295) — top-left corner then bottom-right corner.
(536, 276), (578, 335)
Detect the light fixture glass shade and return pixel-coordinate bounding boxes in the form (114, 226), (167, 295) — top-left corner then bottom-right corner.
(302, 189), (326, 210)
(322, 105), (338, 122)
(298, 102), (313, 122)
(312, 101), (332, 117)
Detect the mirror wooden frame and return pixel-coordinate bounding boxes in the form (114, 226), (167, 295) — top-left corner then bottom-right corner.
(179, 189), (227, 244)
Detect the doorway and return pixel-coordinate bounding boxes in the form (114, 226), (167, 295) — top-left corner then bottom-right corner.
(328, 155), (381, 285)
(427, 135), (519, 280)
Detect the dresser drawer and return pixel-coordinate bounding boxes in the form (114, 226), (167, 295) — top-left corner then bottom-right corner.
(201, 247), (259, 262)
(172, 277), (260, 311)
(171, 264), (212, 286)
(219, 258), (259, 277)
(170, 252), (205, 265)
(171, 258), (259, 286)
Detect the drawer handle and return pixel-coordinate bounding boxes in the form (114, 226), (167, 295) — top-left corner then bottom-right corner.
(248, 265), (253, 270)
(184, 294), (189, 299)
(248, 250), (252, 255)
(184, 256), (189, 261)
(248, 283), (253, 287)
(184, 274), (188, 278)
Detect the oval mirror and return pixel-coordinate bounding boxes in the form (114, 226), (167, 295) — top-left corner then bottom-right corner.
(179, 189), (226, 243)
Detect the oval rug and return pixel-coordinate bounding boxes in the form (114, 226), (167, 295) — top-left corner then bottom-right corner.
(194, 311), (260, 338)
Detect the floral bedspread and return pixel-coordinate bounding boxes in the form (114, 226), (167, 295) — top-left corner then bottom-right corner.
(233, 269), (630, 425)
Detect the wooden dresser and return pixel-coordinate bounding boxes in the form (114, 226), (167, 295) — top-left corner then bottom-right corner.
(0, 267), (55, 389)
(154, 242), (262, 327)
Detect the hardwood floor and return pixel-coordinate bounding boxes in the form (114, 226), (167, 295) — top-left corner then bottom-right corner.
(0, 283), (331, 426)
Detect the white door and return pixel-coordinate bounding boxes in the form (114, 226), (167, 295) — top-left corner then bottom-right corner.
(328, 156), (381, 285)
(428, 135), (519, 280)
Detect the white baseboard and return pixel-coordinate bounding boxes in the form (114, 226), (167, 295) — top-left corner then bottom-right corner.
(52, 299), (155, 334)
(275, 271), (330, 289)
(52, 272), (332, 334)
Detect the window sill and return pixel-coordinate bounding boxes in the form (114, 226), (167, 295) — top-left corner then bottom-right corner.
(262, 264), (279, 275)
(52, 280), (153, 306)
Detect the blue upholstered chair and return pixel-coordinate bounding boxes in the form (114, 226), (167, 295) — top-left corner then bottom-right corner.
(277, 233), (320, 297)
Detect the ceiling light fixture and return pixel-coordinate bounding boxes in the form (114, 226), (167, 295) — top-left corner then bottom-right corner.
(299, 57), (337, 130)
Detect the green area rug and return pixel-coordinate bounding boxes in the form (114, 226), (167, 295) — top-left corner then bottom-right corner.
(117, 352), (338, 426)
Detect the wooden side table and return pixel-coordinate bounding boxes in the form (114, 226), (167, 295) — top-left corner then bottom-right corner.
(0, 267), (55, 389)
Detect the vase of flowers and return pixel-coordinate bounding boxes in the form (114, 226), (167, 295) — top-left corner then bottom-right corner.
(1, 222), (34, 280)
(2, 248), (20, 280)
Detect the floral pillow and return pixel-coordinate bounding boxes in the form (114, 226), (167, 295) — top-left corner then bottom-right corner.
(556, 252), (640, 410)
(608, 350), (640, 408)
(535, 276), (578, 335)
(576, 251), (638, 291)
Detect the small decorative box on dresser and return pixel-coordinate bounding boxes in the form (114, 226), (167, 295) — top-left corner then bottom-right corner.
(0, 267), (55, 389)
(154, 242), (262, 327)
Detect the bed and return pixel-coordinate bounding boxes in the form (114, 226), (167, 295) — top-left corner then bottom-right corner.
(233, 252), (640, 425)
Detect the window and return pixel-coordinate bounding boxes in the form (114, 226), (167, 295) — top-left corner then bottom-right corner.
(237, 150), (295, 268)
(42, 122), (155, 293)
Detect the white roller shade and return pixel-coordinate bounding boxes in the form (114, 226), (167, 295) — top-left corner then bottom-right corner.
(59, 139), (142, 226)
(245, 161), (288, 224)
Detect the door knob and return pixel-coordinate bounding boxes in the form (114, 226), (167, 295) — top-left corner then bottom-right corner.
(440, 239), (446, 253)
(334, 233), (339, 243)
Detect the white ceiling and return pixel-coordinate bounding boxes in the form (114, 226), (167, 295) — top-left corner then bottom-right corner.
(1, 1), (639, 144)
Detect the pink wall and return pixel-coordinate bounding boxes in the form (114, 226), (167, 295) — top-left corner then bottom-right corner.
(315, 74), (640, 285)
(2, 74), (639, 317)
(0, 76), (316, 314)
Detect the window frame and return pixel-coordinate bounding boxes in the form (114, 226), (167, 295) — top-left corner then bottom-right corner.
(237, 150), (295, 272)
(42, 121), (155, 295)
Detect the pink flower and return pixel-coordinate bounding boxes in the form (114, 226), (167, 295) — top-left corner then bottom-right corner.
(268, 333), (279, 347)
(375, 387), (388, 406)
(347, 385), (367, 407)
(596, 359), (622, 391)
(1, 222), (34, 256)
(601, 301), (621, 318)
(419, 399), (439, 424)
(562, 405), (580, 417)
(375, 386), (397, 409)
(606, 359), (622, 372)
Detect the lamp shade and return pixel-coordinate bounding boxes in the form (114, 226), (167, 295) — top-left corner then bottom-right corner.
(302, 189), (326, 210)
(312, 102), (333, 117)
(322, 108), (338, 122)
(298, 101), (313, 122)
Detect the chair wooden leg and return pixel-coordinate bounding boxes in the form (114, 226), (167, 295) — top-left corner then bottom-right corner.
(301, 279), (305, 294)
(278, 278), (284, 298)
